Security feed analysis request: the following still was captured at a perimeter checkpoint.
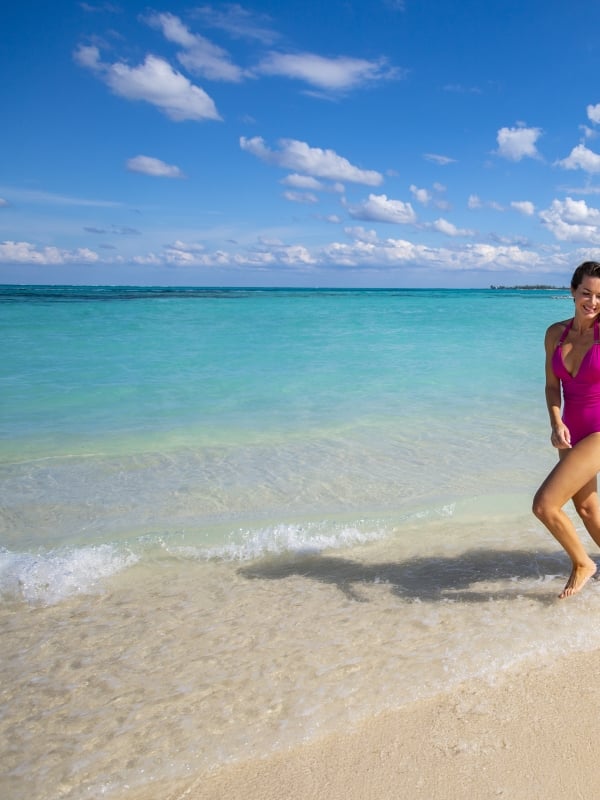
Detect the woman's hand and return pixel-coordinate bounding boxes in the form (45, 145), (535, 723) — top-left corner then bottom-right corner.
(551, 424), (572, 449)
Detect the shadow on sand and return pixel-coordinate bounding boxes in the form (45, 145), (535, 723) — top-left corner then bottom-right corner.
(238, 548), (574, 604)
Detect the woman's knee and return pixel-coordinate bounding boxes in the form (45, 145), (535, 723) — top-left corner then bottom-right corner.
(573, 499), (600, 524)
(532, 489), (561, 523)
(532, 490), (550, 521)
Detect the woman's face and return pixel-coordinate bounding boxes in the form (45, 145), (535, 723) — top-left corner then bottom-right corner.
(572, 275), (600, 318)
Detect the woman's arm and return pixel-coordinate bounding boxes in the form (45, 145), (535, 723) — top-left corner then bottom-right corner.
(544, 323), (571, 448)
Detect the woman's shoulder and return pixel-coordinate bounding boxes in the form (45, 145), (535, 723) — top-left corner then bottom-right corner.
(545, 318), (571, 346)
(547, 318), (572, 333)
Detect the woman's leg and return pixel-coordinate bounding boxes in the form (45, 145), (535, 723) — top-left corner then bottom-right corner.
(532, 433), (600, 597)
(571, 474), (600, 549)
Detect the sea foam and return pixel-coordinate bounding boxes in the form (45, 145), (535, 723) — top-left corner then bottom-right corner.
(0, 544), (139, 605)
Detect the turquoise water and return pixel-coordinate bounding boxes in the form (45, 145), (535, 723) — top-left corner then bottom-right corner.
(4, 285), (600, 800)
(1, 286), (557, 524)
(2, 286), (556, 557)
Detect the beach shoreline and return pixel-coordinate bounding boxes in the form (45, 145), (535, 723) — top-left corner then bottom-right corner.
(123, 647), (600, 800)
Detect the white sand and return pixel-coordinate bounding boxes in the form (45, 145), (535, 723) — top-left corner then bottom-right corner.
(125, 648), (600, 800)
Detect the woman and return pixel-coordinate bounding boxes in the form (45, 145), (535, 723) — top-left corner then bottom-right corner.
(533, 261), (600, 598)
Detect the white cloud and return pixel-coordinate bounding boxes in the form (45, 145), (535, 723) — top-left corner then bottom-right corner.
(431, 218), (474, 237)
(424, 153), (456, 165)
(255, 52), (401, 92)
(0, 198), (8, 207)
(468, 194), (504, 212)
(240, 137), (383, 185)
(73, 44), (101, 69)
(347, 193), (417, 224)
(281, 174), (324, 190)
(322, 234), (544, 272)
(74, 45), (221, 122)
(556, 143), (600, 173)
(171, 240), (206, 252)
(133, 238), (317, 270)
(540, 197), (600, 243)
(496, 125), (542, 161)
(191, 4), (279, 45)
(126, 155), (185, 178)
(0, 186), (121, 207)
(511, 200), (535, 216)
(80, 2), (121, 13)
(344, 226), (379, 243)
(0, 241), (99, 264)
(146, 12), (245, 82)
(283, 190), (319, 204)
(584, 126), (597, 140)
(410, 185), (431, 205)
(163, 240), (208, 264)
(443, 83), (481, 95)
(588, 103), (600, 124)
(562, 185), (600, 196)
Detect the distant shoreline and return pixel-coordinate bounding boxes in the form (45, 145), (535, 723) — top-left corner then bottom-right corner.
(490, 284), (569, 290)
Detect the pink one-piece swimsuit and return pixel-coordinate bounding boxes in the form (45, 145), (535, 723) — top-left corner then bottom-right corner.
(552, 317), (600, 445)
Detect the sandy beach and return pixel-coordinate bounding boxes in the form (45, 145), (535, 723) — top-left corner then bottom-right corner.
(122, 648), (600, 800)
(7, 287), (600, 800)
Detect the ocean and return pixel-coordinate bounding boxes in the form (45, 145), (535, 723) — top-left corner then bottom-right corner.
(2, 285), (600, 799)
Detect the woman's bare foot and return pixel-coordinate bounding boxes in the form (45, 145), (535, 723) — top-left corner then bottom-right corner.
(559, 559), (598, 599)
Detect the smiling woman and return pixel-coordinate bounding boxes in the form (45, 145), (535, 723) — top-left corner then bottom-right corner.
(533, 261), (600, 597)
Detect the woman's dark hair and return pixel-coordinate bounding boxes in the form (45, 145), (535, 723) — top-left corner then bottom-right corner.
(571, 261), (600, 289)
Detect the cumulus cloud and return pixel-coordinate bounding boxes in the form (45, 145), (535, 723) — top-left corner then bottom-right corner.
(74, 45), (221, 121)
(162, 240), (207, 264)
(281, 174), (324, 190)
(410, 185), (431, 205)
(588, 103), (600, 124)
(135, 237), (317, 269)
(240, 137), (383, 185)
(496, 125), (542, 161)
(511, 200), (535, 215)
(283, 190), (319, 204)
(431, 218), (474, 237)
(146, 12), (245, 82)
(322, 233), (544, 272)
(255, 52), (401, 92)
(555, 144), (600, 173)
(0, 241), (100, 264)
(344, 226), (379, 243)
(126, 155), (185, 178)
(347, 193), (417, 224)
(468, 194), (504, 211)
(540, 197), (600, 243)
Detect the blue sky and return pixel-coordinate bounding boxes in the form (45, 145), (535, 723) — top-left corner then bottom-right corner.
(4, 1), (600, 287)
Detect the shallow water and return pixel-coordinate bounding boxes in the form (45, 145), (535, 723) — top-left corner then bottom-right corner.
(3, 285), (595, 800)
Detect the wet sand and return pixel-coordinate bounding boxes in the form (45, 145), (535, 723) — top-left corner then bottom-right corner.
(126, 648), (600, 800)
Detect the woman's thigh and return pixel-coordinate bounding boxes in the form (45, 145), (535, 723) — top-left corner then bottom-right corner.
(538, 433), (600, 507)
